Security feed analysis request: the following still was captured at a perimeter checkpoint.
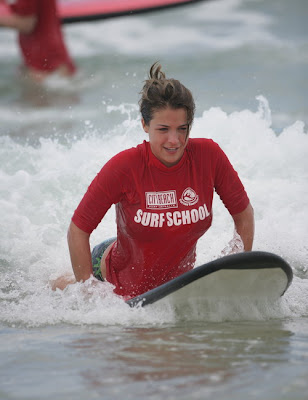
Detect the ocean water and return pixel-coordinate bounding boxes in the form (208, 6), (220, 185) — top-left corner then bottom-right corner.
(0, 0), (308, 399)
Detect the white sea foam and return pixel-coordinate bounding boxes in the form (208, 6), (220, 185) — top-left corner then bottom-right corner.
(65, 0), (281, 57)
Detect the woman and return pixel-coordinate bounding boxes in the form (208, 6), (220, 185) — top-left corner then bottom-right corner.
(52, 63), (254, 298)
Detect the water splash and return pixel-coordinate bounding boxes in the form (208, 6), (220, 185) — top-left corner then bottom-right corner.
(0, 97), (307, 327)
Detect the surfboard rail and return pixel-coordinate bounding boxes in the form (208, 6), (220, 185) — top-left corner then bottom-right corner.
(126, 251), (293, 308)
(59, 0), (205, 24)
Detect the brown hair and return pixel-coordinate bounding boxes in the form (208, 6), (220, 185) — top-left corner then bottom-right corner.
(139, 62), (195, 129)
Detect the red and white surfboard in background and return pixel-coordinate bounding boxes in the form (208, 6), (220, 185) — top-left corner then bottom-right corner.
(0, 0), (203, 24)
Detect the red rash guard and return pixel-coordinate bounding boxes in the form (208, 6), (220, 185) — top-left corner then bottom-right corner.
(72, 139), (250, 298)
(9, 0), (75, 73)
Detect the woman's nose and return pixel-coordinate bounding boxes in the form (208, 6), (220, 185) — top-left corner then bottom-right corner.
(167, 130), (180, 145)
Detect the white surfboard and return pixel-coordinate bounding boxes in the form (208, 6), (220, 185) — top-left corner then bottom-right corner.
(126, 251), (293, 309)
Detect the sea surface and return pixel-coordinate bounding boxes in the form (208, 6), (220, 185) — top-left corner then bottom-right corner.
(0, 0), (307, 399)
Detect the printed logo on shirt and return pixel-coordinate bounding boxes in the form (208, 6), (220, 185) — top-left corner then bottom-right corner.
(134, 204), (210, 228)
(179, 187), (199, 206)
(146, 190), (178, 209)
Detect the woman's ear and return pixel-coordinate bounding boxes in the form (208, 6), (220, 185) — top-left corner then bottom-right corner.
(141, 118), (148, 133)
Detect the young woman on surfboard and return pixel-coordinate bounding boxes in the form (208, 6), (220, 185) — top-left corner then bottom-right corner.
(0, 0), (76, 82)
(52, 62), (254, 299)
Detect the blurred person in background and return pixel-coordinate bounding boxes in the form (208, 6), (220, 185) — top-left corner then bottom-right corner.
(0, 0), (76, 82)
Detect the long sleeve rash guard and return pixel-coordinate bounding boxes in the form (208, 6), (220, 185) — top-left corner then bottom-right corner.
(72, 139), (249, 298)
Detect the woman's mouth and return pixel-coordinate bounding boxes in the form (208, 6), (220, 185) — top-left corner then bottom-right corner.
(164, 147), (179, 153)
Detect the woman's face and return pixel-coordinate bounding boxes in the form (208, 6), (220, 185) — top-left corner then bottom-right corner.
(142, 107), (189, 167)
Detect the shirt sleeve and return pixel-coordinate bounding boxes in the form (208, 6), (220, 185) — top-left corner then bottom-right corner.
(72, 151), (132, 234)
(213, 142), (250, 215)
(10, 0), (38, 16)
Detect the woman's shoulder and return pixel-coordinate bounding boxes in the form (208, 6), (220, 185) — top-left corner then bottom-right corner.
(104, 141), (146, 170)
(187, 138), (227, 170)
(188, 138), (221, 153)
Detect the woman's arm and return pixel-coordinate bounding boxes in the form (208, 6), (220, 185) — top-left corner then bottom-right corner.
(67, 221), (93, 282)
(0, 11), (37, 34)
(232, 203), (255, 251)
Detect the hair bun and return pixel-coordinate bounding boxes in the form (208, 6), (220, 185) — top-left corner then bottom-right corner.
(149, 62), (166, 80)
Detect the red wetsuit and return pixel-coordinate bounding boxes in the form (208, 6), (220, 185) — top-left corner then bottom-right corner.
(72, 139), (250, 298)
(9, 0), (75, 73)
